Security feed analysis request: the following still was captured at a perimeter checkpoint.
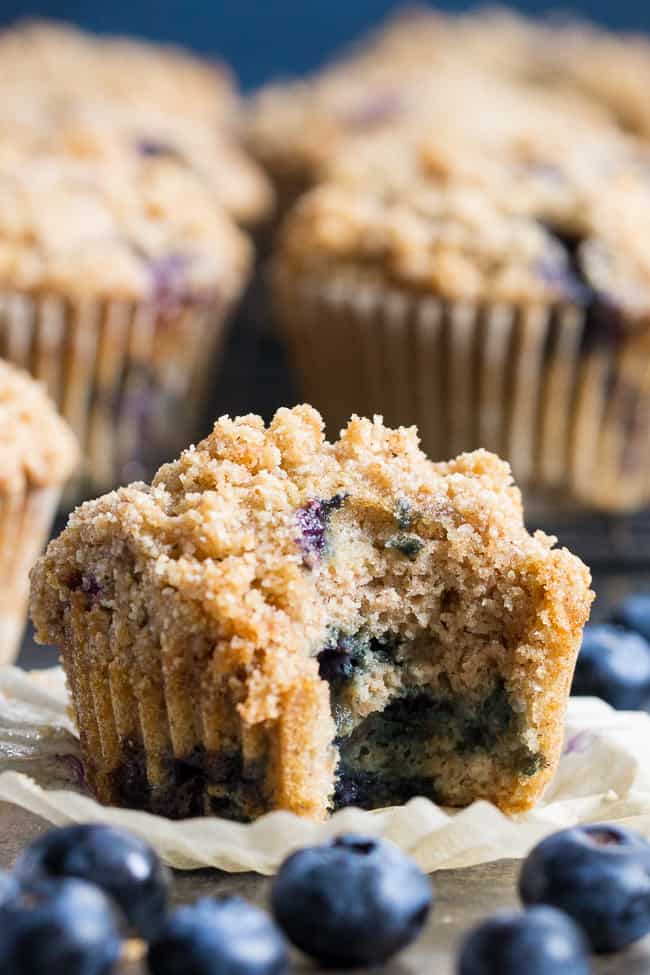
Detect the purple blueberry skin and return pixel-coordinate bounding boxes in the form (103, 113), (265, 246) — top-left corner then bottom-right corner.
(457, 906), (591, 975)
(519, 824), (650, 953)
(13, 824), (171, 940)
(611, 594), (650, 642)
(0, 877), (121, 975)
(271, 834), (433, 967)
(571, 624), (650, 710)
(148, 896), (288, 975)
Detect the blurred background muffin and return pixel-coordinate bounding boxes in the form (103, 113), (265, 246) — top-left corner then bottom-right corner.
(0, 149), (252, 498)
(0, 19), (271, 501)
(271, 74), (650, 514)
(0, 360), (77, 663)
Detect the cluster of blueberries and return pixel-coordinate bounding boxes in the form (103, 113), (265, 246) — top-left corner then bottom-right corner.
(1, 818), (650, 973)
(572, 593), (650, 710)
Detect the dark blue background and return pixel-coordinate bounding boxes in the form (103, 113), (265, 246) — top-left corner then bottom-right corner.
(0, 0), (648, 90)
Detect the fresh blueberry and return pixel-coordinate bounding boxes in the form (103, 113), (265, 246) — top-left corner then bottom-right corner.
(519, 824), (650, 952)
(148, 895), (288, 975)
(611, 594), (650, 642)
(0, 877), (120, 975)
(457, 906), (591, 975)
(271, 834), (433, 967)
(571, 624), (650, 709)
(13, 823), (170, 939)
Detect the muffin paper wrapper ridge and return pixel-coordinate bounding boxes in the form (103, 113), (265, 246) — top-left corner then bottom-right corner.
(275, 273), (650, 513)
(0, 489), (60, 667)
(0, 666), (649, 874)
(0, 292), (231, 503)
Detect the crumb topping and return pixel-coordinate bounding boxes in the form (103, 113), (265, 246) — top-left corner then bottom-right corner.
(0, 360), (78, 492)
(0, 152), (251, 300)
(276, 128), (650, 321)
(0, 20), (235, 125)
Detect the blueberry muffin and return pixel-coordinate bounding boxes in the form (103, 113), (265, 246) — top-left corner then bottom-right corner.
(1, 360), (77, 663)
(0, 150), (250, 498)
(272, 84), (650, 513)
(30, 405), (592, 820)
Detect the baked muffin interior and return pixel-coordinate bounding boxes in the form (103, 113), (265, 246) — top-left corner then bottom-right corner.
(310, 494), (553, 809)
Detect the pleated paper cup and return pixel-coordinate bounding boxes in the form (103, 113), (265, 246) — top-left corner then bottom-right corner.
(0, 292), (232, 504)
(0, 486), (59, 665)
(274, 268), (650, 514)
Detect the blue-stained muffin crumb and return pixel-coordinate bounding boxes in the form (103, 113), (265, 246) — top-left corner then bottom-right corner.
(385, 533), (424, 559)
(295, 494), (346, 565)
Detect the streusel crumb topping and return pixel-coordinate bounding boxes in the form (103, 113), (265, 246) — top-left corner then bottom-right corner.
(0, 152), (251, 300)
(0, 20), (235, 125)
(0, 360), (78, 492)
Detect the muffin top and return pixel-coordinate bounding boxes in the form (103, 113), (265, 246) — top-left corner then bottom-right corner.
(246, 6), (650, 195)
(276, 76), (650, 324)
(0, 91), (272, 226)
(0, 360), (78, 493)
(30, 404), (592, 725)
(0, 150), (251, 302)
(0, 20), (235, 126)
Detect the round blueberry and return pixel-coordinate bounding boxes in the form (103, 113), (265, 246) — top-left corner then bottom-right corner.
(13, 823), (170, 939)
(571, 624), (650, 710)
(611, 594), (650, 642)
(271, 833), (433, 967)
(519, 824), (650, 952)
(0, 876), (121, 975)
(457, 906), (591, 975)
(148, 895), (288, 975)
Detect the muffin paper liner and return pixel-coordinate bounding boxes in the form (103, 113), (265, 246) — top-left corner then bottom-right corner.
(0, 490), (60, 667)
(0, 292), (232, 503)
(275, 272), (650, 514)
(0, 666), (649, 874)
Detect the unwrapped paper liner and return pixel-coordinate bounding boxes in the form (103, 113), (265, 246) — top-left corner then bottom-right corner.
(0, 666), (649, 874)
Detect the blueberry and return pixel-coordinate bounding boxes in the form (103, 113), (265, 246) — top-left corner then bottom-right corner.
(271, 834), (433, 967)
(611, 594), (650, 641)
(13, 823), (170, 939)
(0, 877), (120, 975)
(317, 643), (355, 683)
(519, 824), (650, 952)
(571, 624), (650, 709)
(148, 895), (288, 975)
(457, 906), (591, 975)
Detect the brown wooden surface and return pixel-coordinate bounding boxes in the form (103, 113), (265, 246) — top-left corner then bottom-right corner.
(0, 800), (648, 974)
